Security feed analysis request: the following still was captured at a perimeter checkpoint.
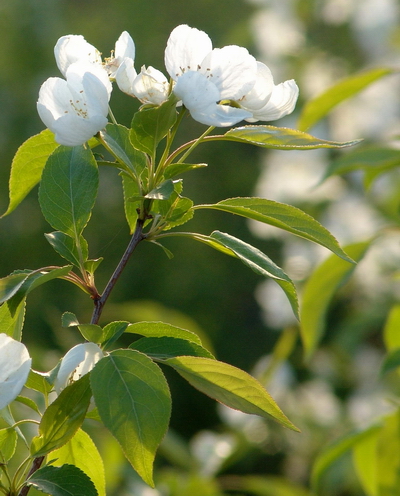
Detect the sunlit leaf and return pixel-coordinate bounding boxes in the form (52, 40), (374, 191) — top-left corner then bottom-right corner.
(25, 369), (52, 394)
(15, 395), (42, 415)
(376, 410), (400, 493)
(352, 428), (379, 496)
(50, 428), (105, 496)
(45, 231), (89, 267)
(77, 324), (104, 343)
(145, 179), (175, 200)
(166, 356), (298, 431)
(125, 321), (203, 345)
(39, 145), (99, 238)
(298, 67), (394, 131)
(2, 129), (58, 217)
(163, 162), (207, 180)
(300, 241), (371, 358)
(195, 198), (353, 262)
(0, 296), (26, 340)
(187, 231), (299, 319)
(122, 174), (140, 234)
(101, 321), (129, 349)
(31, 374), (92, 457)
(383, 303), (400, 351)
(131, 336), (214, 360)
(216, 125), (360, 149)
(90, 349), (171, 487)
(27, 464), (97, 496)
(0, 427), (18, 461)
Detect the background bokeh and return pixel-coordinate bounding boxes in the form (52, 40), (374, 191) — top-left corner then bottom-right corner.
(1, 0), (400, 495)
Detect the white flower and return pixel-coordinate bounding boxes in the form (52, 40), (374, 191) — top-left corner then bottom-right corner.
(105, 31), (136, 78)
(240, 62), (299, 122)
(54, 342), (103, 394)
(165, 25), (256, 126)
(54, 34), (102, 77)
(164, 24), (299, 126)
(37, 61), (112, 146)
(130, 65), (169, 105)
(0, 334), (31, 410)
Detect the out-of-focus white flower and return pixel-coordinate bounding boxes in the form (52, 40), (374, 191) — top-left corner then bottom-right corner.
(130, 66), (169, 105)
(54, 35), (102, 77)
(54, 342), (103, 394)
(37, 61), (112, 146)
(164, 24), (298, 126)
(0, 334), (31, 410)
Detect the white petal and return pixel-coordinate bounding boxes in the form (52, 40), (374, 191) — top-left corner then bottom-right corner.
(115, 57), (138, 95)
(165, 24), (212, 80)
(174, 71), (220, 110)
(247, 79), (299, 122)
(191, 103), (252, 127)
(54, 35), (102, 77)
(55, 342), (103, 394)
(200, 45), (257, 100)
(240, 62), (275, 111)
(115, 31), (136, 61)
(131, 66), (169, 105)
(0, 334), (31, 410)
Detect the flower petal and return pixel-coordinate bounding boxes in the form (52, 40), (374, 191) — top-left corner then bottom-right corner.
(191, 103), (253, 127)
(55, 342), (103, 394)
(54, 35), (102, 77)
(240, 62), (275, 111)
(0, 334), (31, 410)
(115, 57), (138, 95)
(246, 79), (299, 122)
(131, 66), (169, 105)
(200, 45), (257, 100)
(115, 31), (135, 61)
(165, 24), (213, 80)
(174, 70), (220, 110)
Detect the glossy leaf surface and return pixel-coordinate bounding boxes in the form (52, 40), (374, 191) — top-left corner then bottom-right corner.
(27, 464), (97, 496)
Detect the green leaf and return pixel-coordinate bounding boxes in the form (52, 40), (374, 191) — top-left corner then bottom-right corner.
(77, 324), (104, 344)
(101, 321), (129, 348)
(298, 67), (394, 131)
(2, 129), (58, 217)
(383, 303), (400, 351)
(163, 163), (207, 180)
(196, 198), (353, 262)
(227, 475), (312, 496)
(50, 429), (105, 496)
(15, 395), (42, 415)
(165, 356), (298, 431)
(145, 179), (175, 200)
(380, 348), (400, 376)
(90, 349), (171, 487)
(83, 258), (103, 275)
(0, 427), (18, 461)
(311, 424), (381, 491)
(31, 374), (92, 457)
(0, 297), (26, 340)
(352, 428), (379, 496)
(189, 231), (299, 319)
(25, 370), (52, 394)
(300, 241), (371, 359)
(164, 197), (194, 230)
(131, 336), (214, 360)
(0, 272), (31, 304)
(130, 99), (178, 156)
(100, 124), (147, 177)
(27, 464), (97, 496)
(376, 410), (400, 493)
(219, 125), (360, 149)
(122, 174), (140, 234)
(39, 145), (99, 238)
(45, 232), (89, 267)
(125, 321), (203, 345)
(61, 312), (80, 327)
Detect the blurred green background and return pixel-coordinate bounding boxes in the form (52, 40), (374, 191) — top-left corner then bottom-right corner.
(1, 0), (400, 495)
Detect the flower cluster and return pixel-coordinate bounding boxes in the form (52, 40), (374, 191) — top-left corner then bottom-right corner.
(37, 25), (299, 146)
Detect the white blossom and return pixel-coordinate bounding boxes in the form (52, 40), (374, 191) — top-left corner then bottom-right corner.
(164, 24), (299, 126)
(105, 31), (136, 78)
(37, 61), (112, 146)
(54, 34), (102, 77)
(130, 65), (170, 105)
(0, 334), (31, 410)
(54, 342), (103, 394)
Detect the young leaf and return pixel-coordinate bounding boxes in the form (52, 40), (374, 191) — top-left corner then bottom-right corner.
(125, 321), (203, 345)
(188, 231), (299, 319)
(165, 356), (298, 431)
(145, 179), (175, 200)
(26, 464), (97, 496)
(384, 304), (400, 351)
(2, 129), (58, 217)
(39, 145), (99, 238)
(50, 429), (105, 496)
(100, 124), (147, 177)
(31, 374), (92, 457)
(163, 163), (207, 180)
(196, 198), (353, 262)
(101, 321), (129, 348)
(90, 349), (171, 487)
(25, 369), (52, 394)
(298, 67), (394, 132)
(131, 336), (214, 360)
(0, 427), (18, 461)
(352, 427), (380, 496)
(300, 241), (371, 359)
(130, 99), (178, 156)
(45, 232), (89, 267)
(219, 125), (360, 149)
(122, 174), (140, 234)
(61, 311), (80, 327)
(0, 272), (31, 305)
(77, 324), (104, 343)
(163, 197), (194, 230)
(0, 297), (26, 340)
